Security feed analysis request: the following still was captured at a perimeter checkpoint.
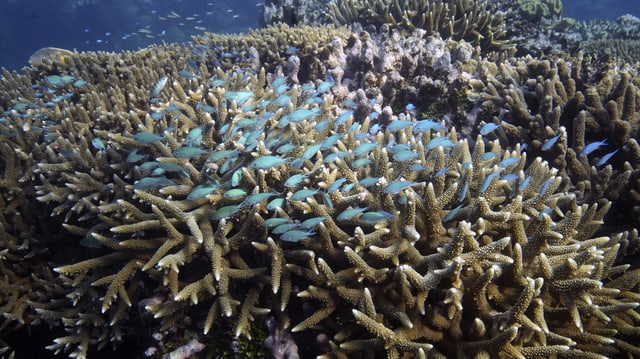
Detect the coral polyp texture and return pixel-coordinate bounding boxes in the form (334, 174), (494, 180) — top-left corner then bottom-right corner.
(1, 5), (640, 359)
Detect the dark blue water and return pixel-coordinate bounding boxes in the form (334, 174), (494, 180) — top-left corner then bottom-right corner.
(0, 0), (260, 70)
(563, 0), (640, 20)
(0, 0), (638, 71)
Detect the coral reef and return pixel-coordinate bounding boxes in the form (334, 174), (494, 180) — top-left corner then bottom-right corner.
(517, 0), (563, 21)
(475, 53), (640, 230)
(260, 0), (512, 51)
(326, 0), (511, 51)
(260, 0), (329, 27)
(513, 14), (640, 64)
(0, 4), (639, 359)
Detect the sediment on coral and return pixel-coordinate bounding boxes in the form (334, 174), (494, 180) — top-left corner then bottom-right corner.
(0, 18), (639, 359)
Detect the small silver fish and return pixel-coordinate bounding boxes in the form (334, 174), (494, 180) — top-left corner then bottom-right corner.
(187, 183), (218, 200)
(337, 207), (369, 221)
(413, 119), (445, 133)
(224, 188), (247, 200)
(595, 149), (619, 167)
(384, 181), (419, 194)
(174, 146), (208, 159)
(264, 218), (291, 228)
(133, 132), (165, 144)
(541, 134), (560, 151)
(498, 157), (519, 168)
(231, 169), (243, 187)
(272, 223), (301, 234)
(480, 122), (500, 135)
(480, 172), (499, 192)
(242, 192), (278, 207)
(300, 216), (327, 229)
(280, 229), (314, 242)
(359, 211), (394, 224)
(284, 174), (308, 188)
(353, 142), (380, 156)
(248, 156), (288, 170)
(266, 198), (286, 210)
(300, 144), (322, 161)
(386, 120), (413, 133)
(352, 158), (372, 168)
(327, 178), (348, 193)
(290, 189), (319, 201)
(134, 176), (176, 190)
(91, 137), (106, 151)
(426, 137), (456, 150)
(178, 69), (198, 79)
(335, 110), (353, 126)
(580, 139), (607, 156)
(393, 150), (418, 162)
(186, 127), (203, 147)
(151, 76), (168, 97)
(211, 204), (242, 220)
(479, 152), (499, 161)
(223, 91), (253, 105)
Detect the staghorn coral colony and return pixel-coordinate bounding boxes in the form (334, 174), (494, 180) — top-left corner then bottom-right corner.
(0, 1), (639, 359)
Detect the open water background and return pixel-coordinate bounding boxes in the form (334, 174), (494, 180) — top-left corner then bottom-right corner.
(0, 0), (639, 71)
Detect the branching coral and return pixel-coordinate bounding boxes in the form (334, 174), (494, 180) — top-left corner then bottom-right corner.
(517, 0), (563, 21)
(325, 0), (511, 50)
(475, 53), (640, 230)
(0, 15), (639, 359)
